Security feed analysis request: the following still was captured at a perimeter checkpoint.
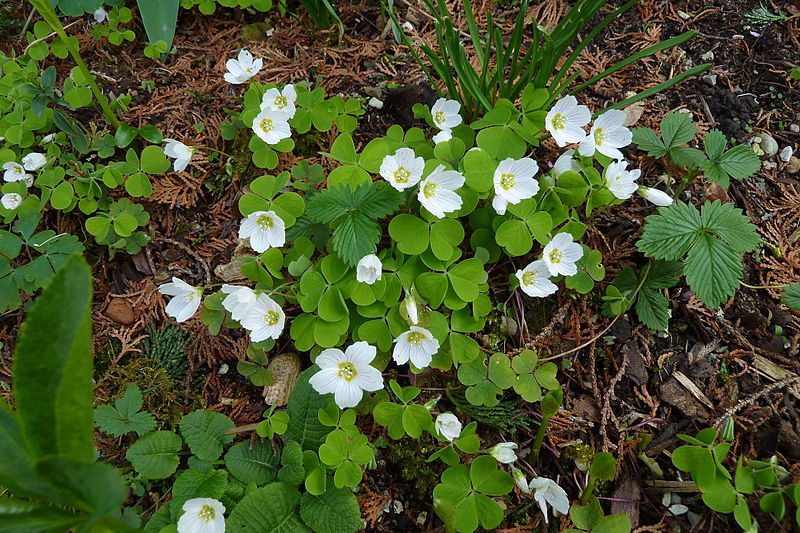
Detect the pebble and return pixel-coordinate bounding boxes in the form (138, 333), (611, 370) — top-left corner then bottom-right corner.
(780, 146), (793, 162)
(790, 124), (800, 133)
(702, 74), (717, 86)
(105, 299), (136, 325)
(787, 156), (800, 174)
(763, 161), (777, 170)
(218, 363), (229, 375)
(700, 51), (714, 62)
(416, 512), (427, 526)
(402, 21), (415, 32)
(759, 133), (779, 157)
(367, 97), (384, 109)
(669, 504), (689, 516)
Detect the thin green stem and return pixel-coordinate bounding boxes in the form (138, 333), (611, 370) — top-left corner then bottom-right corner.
(529, 413), (551, 463)
(740, 281), (787, 290)
(28, 0), (120, 128)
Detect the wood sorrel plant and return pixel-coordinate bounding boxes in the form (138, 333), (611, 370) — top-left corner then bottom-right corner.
(149, 48), (765, 528)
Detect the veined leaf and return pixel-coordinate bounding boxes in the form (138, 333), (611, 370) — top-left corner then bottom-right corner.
(13, 255), (93, 462)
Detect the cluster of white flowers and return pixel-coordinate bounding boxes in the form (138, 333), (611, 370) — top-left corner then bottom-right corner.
(223, 49), (296, 146)
(514, 232), (583, 298)
(545, 95), (673, 206)
(2, 152), (46, 211)
(380, 149), (466, 219)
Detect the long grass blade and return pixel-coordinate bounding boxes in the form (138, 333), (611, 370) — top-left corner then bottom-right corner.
(569, 30), (699, 95)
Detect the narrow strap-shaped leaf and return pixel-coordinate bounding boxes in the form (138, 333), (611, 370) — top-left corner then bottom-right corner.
(570, 30), (699, 95)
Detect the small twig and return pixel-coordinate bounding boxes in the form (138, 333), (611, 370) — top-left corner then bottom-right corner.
(711, 376), (800, 428)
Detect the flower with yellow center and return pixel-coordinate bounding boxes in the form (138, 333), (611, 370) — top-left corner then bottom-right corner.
(579, 109), (632, 160)
(393, 326), (440, 369)
(239, 210), (285, 253)
(546, 95), (591, 147)
(542, 232), (584, 277)
(492, 157), (540, 215)
(252, 107), (292, 145)
(309, 342), (384, 408)
(240, 293), (285, 342)
(604, 159), (640, 200)
(417, 165), (465, 218)
(177, 498), (226, 533)
(261, 84), (297, 118)
(515, 260), (558, 298)
(430, 98), (462, 132)
(224, 48), (262, 84)
(380, 148), (424, 191)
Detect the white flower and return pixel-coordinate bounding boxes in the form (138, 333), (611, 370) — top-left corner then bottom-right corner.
(552, 149), (579, 178)
(492, 157), (540, 215)
(512, 468), (529, 493)
(252, 107), (292, 145)
(240, 293), (285, 342)
(579, 109), (632, 160)
(489, 442), (518, 464)
(238, 210), (285, 253)
(432, 130), (452, 144)
(177, 498), (226, 533)
(159, 277), (203, 323)
(434, 413), (462, 441)
(3, 162), (31, 185)
(639, 187), (674, 206)
(380, 148), (424, 191)
(22, 153), (46, 171)
(605, 159), (640, 200)
(515, 260), (558, 298)
(1, 193), (23, 210)
(224, 49), (262, 84)
(261, 84), (297, 119)
(546, 96), (590, 147)
(430, 98), (462, 131)
(309, 341), (384, 408)
(356, 254), (382, 284)
(403, 291), (419, 325)
(393, 326), (439, 369)
(367, 97), (384, 109)
(93, 7), (108, 23)
(528, 477), (570, 524)
(542, 233), (583, 277)
(220, 285), (257, 322)
(418, 165), (464, 218)
(164, 139), (195, 173)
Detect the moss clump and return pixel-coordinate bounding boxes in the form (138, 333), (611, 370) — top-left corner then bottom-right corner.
(95, 357), (197, 428)
(446, 386), (536, 433)
(140, 323), (190, 379)
(384, 436), (440, 499)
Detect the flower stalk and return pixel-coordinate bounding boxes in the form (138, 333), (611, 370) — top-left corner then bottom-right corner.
(27, 0), (120, 128)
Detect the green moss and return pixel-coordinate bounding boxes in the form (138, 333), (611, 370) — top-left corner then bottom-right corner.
(384, 436), (440, 499)
(139, 323), (190, 379)
(95, 357), (198, 429)
(446, 386), (536, 433)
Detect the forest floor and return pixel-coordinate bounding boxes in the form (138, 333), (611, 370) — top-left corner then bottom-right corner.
(1, 0), (799, 531)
